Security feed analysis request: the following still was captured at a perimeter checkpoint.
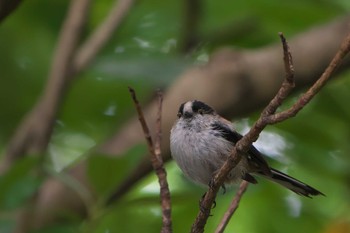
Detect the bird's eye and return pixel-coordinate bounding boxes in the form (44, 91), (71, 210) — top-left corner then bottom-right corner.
(198, 109), (204, 114)
(177, 112), (182, 118)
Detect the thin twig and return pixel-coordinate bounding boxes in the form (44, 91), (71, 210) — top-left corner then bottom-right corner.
(215, 181), (249, 233)
(128, 87), (172, 233)
(191, 31), (350, 232)
(267, 32), (350, 124)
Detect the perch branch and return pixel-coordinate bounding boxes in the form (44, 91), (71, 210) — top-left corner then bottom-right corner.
(128, 87), (172, 233)
(191, 31), (350, 232)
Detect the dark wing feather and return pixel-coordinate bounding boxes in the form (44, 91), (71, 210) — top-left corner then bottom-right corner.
(211, 121), (271, 175)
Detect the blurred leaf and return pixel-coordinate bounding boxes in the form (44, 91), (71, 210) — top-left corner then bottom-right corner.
(87, 144), (147, 198)
(32, 222), (80, 233)
(0, 157), (41, 210)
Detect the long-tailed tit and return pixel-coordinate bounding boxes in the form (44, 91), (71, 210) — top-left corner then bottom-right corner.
(170, 100), (323, 197)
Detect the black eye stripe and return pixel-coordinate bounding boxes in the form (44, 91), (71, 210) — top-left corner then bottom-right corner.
(178, 103), (185, 117)
(192, 100), (214, 114)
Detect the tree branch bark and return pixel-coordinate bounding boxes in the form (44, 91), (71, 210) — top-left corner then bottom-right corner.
(128, 88), (172, 233)
(1, 0), (134, 174)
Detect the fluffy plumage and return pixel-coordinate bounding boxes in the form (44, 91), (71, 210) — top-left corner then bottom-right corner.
(170, 100), (323, 197)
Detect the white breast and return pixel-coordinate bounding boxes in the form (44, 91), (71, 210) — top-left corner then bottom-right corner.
(170, 118), (247, 186)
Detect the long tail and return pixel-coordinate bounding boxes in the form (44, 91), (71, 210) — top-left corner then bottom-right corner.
(259, 168), (324, 197)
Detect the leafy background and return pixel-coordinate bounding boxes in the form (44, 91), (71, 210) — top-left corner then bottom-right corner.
(0, 0), (350, 232)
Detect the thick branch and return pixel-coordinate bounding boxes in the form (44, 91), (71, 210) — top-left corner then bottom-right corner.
(2, 0), (91, 173)
(2, 0), (134, 173)
(73, 0), (135, 74)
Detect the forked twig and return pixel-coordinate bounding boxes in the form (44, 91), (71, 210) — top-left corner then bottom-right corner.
(128, 87), (172, 233)
(191, 31), (350, 233)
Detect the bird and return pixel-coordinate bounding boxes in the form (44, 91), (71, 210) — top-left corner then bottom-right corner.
(170, 100), (324, 197)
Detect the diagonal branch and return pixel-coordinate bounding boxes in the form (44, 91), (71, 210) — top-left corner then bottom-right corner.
(266, 32), (350, 124)
(1, 0), (91, 173)
(128, 87), (172, 233)
(190, 31), (350, 232)
(73, 0), (135, 74)
(1, 0), (135, 174)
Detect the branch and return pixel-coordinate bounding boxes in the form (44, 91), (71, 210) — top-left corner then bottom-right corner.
(180, 0), (201, 53)
(1, 0), (135, 173)
(215, 181), (249, 233)
(128, 87), (172, 233)
(73, 0), (135, 74)
(191, 33), (295, 232)
(19, 17), (350, 230)
(267, 32), (350, 124)
(1, 0), (91, 173)
(190, 31), (350, 232)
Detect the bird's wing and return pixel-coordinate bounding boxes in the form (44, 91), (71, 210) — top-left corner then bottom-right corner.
(211, 120), (271, 175)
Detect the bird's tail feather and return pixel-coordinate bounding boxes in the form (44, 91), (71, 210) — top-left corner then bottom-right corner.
(259, 168), (324, 197)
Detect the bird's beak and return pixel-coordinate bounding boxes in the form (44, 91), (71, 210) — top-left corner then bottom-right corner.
(183, 112), (193, 119)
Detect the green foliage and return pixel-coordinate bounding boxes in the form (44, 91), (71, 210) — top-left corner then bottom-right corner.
(0, 0), (349, 232)
(0, 157), (41, 210)
(87, 144), (147, 198)
(0, 157), (42, 232)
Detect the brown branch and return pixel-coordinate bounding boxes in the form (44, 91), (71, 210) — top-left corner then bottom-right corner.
(190, 31), (350, 232)
(1, 0), (135, 173)
(180, 0), (201, 53)
(191, 33), (295, 232)
(215, 181), (249, 233)
(267, 32), (350, 124)
(73, 0), (135, 74)
(128, 87), (172, 233)
(1, 0), (91, 174)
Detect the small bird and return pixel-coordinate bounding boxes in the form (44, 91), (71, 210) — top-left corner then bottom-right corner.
(170, 100), (323, 197)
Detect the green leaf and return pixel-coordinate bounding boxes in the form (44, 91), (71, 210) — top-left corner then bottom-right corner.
(0, 157), (41, 210)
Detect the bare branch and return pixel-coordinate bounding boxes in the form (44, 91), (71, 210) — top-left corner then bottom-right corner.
(190, 31), (350, 232)
(155, 91), (173, 233)
(2, 0), (135, 173)
(215, 181), (249, 233)
(73, 0), (135, 73)
(128, 87), (172, 233)
(1, 0), (91, 173)
(267, 32), (350, 124)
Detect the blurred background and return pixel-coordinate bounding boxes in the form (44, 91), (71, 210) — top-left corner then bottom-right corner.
(0, 0), (350, 232)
